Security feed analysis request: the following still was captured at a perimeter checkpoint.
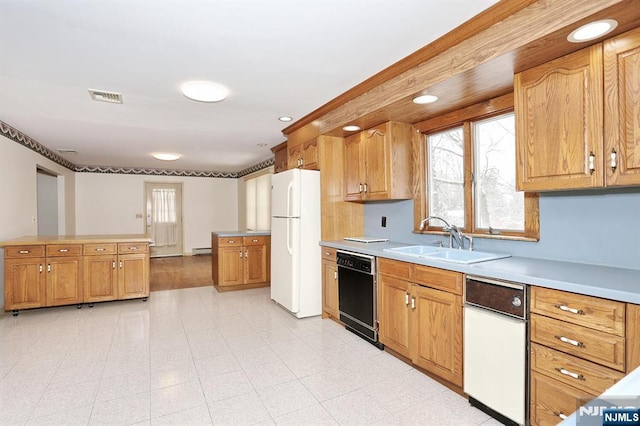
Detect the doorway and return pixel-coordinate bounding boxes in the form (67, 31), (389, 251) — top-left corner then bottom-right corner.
(144, 182), (183, 257)
(37, 168), (59, 235)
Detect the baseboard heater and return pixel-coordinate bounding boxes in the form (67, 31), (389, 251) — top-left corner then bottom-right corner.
(192, 247), (212, 255)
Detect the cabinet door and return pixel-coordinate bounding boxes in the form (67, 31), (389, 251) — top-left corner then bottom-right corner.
(322, 259), (338, 319)
(344, 132), (364, 200)
(288, 143), (302, 169)
(84, 254), (118, 302)
(117, 253), (149, 299)
(46, 256), (83, 306)
(363, 124), (391, 199)
(604, 27), (640, 186)
(5, 257), (46, 310)
(411, 284), (463, 386)
(515, 44), (604, 190)
(302, 138), (318, 170)
(218, 246), (244, 286)
(378, 274), (411, 358)
(245, 244), (267, 284)
(530, 371), (594, 426)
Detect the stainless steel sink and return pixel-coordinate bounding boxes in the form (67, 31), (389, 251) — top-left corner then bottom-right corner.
(383, 245), (510, 264)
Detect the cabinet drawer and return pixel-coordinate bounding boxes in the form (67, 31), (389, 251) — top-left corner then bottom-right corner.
(413, 265), (462, 295)
(322, 247), (336, 261)
(243, 236), (267, 246)
(531, 287), (625, 336)
(218, 237), (243, 247)
(530, 371), (594, 426)
(531, 314), (625, 371)
(118, 243), (149, 254)
(83, 243), (117, 255)
(531, 342), (624, 395)
(5, 245), (45, 258)
(378, 258), (412, 280)
(46, 244), (82, 257)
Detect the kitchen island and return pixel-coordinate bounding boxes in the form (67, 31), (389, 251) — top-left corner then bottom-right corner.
(211, 231), (270, 291)
(1, 234), (151, 314)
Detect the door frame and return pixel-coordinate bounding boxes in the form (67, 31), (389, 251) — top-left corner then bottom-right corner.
(144, 181), (184, 258)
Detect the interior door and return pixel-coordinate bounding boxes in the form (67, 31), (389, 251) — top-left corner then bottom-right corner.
(145, 182), (183, 257)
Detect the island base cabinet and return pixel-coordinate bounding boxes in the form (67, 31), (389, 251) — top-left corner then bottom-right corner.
(4, 257), (46, 311)
(211, 234), (270, 291)
(118, 254), (149, 300)
(530, 371), (594, 426)
(83, 255), (118, 303)
(46, 256), (83, 307)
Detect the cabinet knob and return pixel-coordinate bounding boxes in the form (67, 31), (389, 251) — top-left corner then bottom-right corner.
(610, 149), (617, 171)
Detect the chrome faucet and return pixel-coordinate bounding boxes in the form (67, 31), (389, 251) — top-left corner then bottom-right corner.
(419, 216), (467, 250)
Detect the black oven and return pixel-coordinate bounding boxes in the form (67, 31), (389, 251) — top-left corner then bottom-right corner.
(336, 251), (383, 349)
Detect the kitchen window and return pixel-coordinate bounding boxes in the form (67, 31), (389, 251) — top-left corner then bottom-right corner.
(415, 96), (539, 240)
(245, 170), (272, 231)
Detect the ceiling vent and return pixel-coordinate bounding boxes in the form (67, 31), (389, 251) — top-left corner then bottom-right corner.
(88, 89), (123, 104)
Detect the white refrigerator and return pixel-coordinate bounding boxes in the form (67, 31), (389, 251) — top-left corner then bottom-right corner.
(270, 168), (321, 318)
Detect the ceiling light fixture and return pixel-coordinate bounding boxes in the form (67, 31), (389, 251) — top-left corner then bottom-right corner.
(412, 94), (439, 104)
(567, 19), (618, 43)
(152, 152), (182, 161)
(278, 116), (293, 122)
(181, 81), (228, 102)
(343, 125), (361, 132)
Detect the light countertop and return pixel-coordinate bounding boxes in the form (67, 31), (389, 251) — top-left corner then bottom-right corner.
(0, 234), (152, 246)
(320, 240), (640, 304)
(212, 230), (271, 237)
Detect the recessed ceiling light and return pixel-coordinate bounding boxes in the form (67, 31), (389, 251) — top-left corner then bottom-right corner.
(343, 125), (361, 132)
(181, 81), (228, 102)
(412, 94), (439, 104)
(568, 19), (618, 43)
(152, 152), (181, 161)
(278, 116), (293, 122)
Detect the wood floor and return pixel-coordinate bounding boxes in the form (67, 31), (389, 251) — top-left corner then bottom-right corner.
(149, 254), (213, 292)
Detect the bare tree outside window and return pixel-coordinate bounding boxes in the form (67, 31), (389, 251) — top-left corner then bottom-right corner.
(474, 113), (524, 232)
(427, 127), (465, 227)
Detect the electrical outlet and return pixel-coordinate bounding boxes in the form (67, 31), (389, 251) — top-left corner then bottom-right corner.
(381, 216), (387, 227)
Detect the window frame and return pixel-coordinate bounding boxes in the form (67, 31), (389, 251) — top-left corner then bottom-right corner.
(413, 94), (539, 241)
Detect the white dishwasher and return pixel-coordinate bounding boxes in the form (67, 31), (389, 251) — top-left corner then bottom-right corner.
(464, 276), (528, 426)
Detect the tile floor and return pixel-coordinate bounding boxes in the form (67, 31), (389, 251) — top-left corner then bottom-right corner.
(0, 287), (503, 425)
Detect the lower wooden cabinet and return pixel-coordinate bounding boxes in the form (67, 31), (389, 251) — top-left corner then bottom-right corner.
(3, 239), (150, 314)
(378, 258), (463, 387)
(530, 371), (594, 426)
(5, 255), (46, 311)
(212, 234), (270, 290)
(321, 248), (338, 319)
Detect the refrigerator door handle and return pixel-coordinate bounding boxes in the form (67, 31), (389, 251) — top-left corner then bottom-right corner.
(286, 218), (294, 255)
(287, 181), (294, 217)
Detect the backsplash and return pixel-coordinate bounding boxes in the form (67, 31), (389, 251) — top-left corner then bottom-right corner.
(364, 188), (640, 270)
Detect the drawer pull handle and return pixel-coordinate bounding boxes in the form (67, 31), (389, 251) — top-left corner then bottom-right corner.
(556, 413), (568, 420)
(19, 250), (30, 254)
(555, 304), (584, 315)
(59, 249), (69, 253)
(228, 240), (235, 243)
(252, 239), (258, 242)
(96, 248), (105, 251)
(557, 335), (584, 348)
(556, 367), (585, 381)
(129, 246), (138, 250)
(325, 251), (330, 256)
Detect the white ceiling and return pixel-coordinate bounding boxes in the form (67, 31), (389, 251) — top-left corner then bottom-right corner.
(0, 0), (498, 173)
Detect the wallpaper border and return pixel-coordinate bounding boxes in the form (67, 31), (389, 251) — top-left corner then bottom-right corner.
(1, 120), (274, 178)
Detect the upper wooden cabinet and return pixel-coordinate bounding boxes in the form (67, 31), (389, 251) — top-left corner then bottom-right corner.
(288, 137), (318, 170)
(515, 44), (603, 191)
(604, 26), (640, 187)
(343, 121), (414, 201)
(270, 141), (288, 174)
(515, 28), (640, 191)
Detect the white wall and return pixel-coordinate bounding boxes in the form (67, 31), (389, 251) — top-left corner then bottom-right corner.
(0, 135), (76, 241)
(75, 173), (238, 254)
